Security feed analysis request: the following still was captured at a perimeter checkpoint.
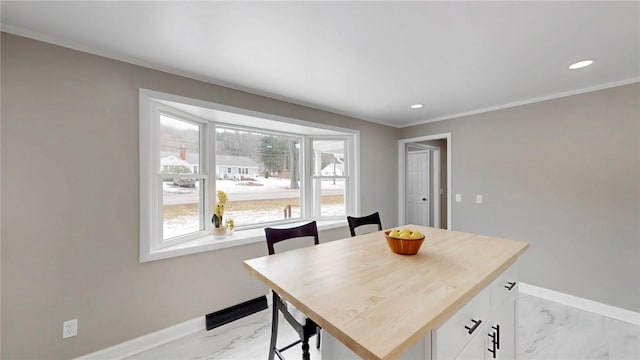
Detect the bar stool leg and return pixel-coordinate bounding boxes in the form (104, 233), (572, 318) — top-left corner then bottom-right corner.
(301, 338), (310, 360)
(268, 293), (279, 360)
(316, 327), (321, 349)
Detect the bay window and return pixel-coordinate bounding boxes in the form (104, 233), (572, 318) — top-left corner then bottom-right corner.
(140, 89), (359, 262)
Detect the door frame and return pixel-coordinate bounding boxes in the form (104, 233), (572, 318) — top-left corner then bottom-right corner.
(398, 132), (452, 229)
(406, 145), (439, 227)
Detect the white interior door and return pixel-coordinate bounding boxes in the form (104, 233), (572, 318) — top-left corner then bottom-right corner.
(406, 150), (430, 226)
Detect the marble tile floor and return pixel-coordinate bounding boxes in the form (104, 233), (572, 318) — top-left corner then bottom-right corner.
(518, 294), (639, 360)
(127, 310), (320, 360)
(129, 294), (639, 360)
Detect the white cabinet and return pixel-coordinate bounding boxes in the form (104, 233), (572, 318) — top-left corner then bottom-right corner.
(321, 264), (520, 360)
(322, 332), (430, 359)
(432, 263), (519, 360)
(487, 297), (516, 359)
(432, 286), (491, 360)
(455, 324), (487, 360)
(487, 265), (518, 360)
(491, 264), (518, 314)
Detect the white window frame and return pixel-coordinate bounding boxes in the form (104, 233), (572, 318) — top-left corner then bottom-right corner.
(141, 101), (216, 252)
(213, 123), (306, 228)
(307, 136), (354, 219)
(140, 89), (360, 262)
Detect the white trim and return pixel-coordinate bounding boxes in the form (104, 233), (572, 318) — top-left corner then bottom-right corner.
(154, 104), (211, 251)
(405, 143), (441, 228)
(401, 78), (640, 127)
(308, 136), (354, 218)
(353, 132), (361, 216)
(139, 91), (154, 264)
(519, 283), (640, 326)
(398, 133), (452, 230)
(432, 148), (440, 229)
(73, 282), (640, 359)
(142, 88), (356, 136)
(74, 316), (205, 360)
(143, 219), (347, 263)
(139, 89), (359, 262)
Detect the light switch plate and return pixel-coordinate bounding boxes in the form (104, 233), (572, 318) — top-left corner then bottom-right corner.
(455, 194), (462, 202)
(475, 195), (483, 204)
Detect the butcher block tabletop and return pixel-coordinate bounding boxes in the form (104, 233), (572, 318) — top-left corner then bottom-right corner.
(244, 225), (529, 360)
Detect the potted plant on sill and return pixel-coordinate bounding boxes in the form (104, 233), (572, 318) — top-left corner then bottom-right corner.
(212, 190), (228, 239)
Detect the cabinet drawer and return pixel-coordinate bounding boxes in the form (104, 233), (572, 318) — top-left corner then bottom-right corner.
(490, 263), (518, 315)
(433, 286), (491, 360)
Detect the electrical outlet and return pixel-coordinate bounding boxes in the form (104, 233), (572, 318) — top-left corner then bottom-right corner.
(63, 319), (78, 339)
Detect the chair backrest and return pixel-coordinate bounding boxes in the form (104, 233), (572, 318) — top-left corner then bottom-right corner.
(264, 221), (319, 255)
(347, 212), (382, 237)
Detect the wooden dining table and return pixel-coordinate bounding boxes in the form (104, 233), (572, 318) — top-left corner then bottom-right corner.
(243, 225), (529, 360)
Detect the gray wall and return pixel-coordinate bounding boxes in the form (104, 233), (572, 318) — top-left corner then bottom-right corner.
(400, 83), (640, 312)
(0, 33), (399, 359)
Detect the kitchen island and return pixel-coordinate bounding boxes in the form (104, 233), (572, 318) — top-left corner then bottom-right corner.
(244, 225), (529, 359)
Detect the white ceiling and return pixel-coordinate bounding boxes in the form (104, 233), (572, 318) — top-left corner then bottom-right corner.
(2, 1), (639, 128)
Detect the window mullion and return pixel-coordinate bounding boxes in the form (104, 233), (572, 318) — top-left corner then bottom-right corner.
(206, 123), (216, 232)
(303, 136), (312, 218)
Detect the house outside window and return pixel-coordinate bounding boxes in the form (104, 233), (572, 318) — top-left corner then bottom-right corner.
(311, 139), (349, 216)
(140, 89), (359, 261)
(216, 126), (303, 226)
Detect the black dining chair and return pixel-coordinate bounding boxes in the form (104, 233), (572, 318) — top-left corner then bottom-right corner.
(346, 212), (383, 237)
(264, 221), (321, 360)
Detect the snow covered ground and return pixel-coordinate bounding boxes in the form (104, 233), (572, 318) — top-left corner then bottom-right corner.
(163, 177), (343, 202)
(163, 177), (344, 239)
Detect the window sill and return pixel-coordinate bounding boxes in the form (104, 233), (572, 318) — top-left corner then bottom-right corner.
(140, 220), (348, 263)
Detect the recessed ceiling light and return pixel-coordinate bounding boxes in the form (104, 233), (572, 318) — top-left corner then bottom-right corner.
(410, 104), (424, 109)
(569, 59), (594, 70)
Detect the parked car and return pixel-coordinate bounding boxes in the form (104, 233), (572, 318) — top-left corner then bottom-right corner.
(173, 178), (196, 188)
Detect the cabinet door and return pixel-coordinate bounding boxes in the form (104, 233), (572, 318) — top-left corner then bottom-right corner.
(455, 325), (486, 360)
(433, 287), (491, 359)
(490, 263), (518, 316)
(489, 298), (516, 360)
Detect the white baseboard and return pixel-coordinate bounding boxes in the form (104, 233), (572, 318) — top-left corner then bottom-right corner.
(519, 283), (640, 326)
(74, 316), (205, 360)
(75, 285), (638, 359)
